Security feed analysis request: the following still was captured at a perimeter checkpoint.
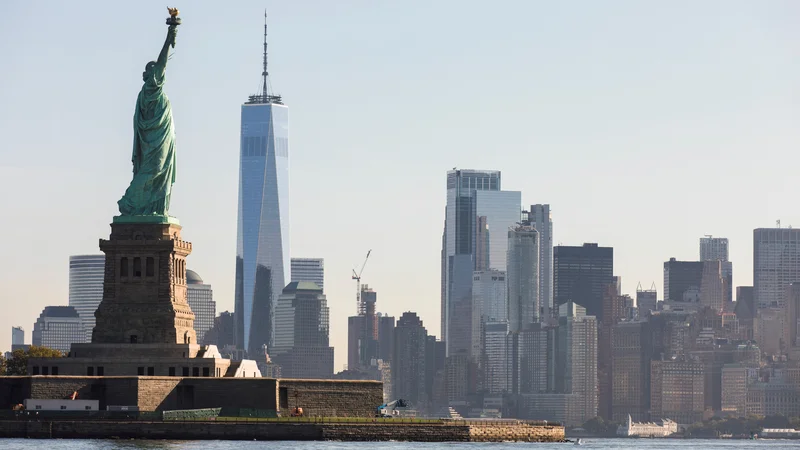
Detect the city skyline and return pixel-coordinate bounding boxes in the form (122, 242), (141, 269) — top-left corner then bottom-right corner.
(2, 1), (800, 372)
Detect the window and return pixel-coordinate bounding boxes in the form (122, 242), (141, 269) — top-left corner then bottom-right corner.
(169, 367), (176, 377)
(42, 367), (49, 376)
(87, 367), (94, 376)
(192, 367), (199, 377)
(35, 406), (41, 410)
(279, 387), (289, 409)
(146, 257), (154, 277)
(60, 405), (67, 410)
(120, 257), (129, 277)
(147, 367), (155, 376)
(202, 367), (210, 377)
(85, 406), (91, 410)
(182, 367), (189, 377)
(32, 366), (40, 375)
(51, 367), (58, 376)
(130, 335), (138, 344)
(137, 367), (145, 376)
(133, 257), (142, 277)
(97, 367), (104, 376)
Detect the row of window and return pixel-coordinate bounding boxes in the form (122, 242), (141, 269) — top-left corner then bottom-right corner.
(120, 257), (155, 278)
(31, 366), (58, 375)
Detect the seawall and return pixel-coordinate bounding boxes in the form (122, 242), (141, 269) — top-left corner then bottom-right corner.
(0, 420), (565, 442)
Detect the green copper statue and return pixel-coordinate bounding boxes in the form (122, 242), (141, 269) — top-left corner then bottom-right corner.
(117, 9), (181, 220)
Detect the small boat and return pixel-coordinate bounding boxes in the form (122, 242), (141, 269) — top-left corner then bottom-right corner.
(574, 438), (584, 445)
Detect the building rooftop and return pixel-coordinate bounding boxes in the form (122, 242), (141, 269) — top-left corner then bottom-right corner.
(40, 306), (80, 318)
(186, 269), (203, 285)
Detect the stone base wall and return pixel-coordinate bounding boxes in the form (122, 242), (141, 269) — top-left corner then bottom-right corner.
(279, 379), (382, 417)
(0, 376), (380, 417)
(0, 420), (565, 442)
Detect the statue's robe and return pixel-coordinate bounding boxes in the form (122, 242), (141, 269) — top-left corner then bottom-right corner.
(118, 65), (176, 216)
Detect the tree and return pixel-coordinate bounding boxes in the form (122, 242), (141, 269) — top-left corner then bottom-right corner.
(0, 353), (5, 375)
(5, 346), (63, 375)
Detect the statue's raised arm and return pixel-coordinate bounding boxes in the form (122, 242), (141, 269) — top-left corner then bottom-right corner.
(154, 25), (178, 79)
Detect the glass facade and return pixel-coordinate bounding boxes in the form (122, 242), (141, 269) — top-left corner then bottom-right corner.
(290, 257), (324, 290)
(235, 101), (289, 356)
(68, 255), (105, 342)
(754, 228), (800, 309)
(32, 306), (85, 354)
(441, 169), (520, 357)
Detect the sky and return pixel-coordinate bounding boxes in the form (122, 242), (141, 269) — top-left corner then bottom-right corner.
(1, 1), (800, 371)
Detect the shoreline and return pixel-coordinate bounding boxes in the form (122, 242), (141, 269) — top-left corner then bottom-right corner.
(0, 420), (565, 442)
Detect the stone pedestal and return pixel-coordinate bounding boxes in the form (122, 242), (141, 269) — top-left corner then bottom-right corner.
(92, 221), (197, 345)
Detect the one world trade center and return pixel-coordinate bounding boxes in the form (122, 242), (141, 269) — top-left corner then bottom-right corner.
(235, 15), (289, 357)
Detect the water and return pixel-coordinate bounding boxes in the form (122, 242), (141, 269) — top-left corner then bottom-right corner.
(0, 440), (799, 449)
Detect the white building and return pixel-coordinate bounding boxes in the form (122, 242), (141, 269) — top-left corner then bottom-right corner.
(617, 414), (678, 437)
(186, 270), (215, 345)
(483, 321), (510, 394)
(291, 258), (324, 290)
(68, 255), (105, 341)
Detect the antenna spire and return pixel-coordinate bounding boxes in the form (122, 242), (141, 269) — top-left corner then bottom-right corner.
(262, 10), (269, 98)
(247, 11), (282, 104)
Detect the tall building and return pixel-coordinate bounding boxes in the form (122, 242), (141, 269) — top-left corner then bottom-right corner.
(378, 314), (395, 363)
(272, 282), (333, 379)
(472, 269), (507, 323)
(513, 322), (553, 394)
(754, 228), (800, 309)
(599, 282), (627, 419)
(186, 270), (215, 345)
(483, 321), (510, 394)
(507, 225), (539, 331)
(290, 257), (324, 290)
(663, 258), (704, 303)
(553, 243), (613, 321)
(32, 306), (84, 354)
(234, 18), (290, 357)
(700, 236), (729, 262)
(700, 236), (733, 308)
(611, 321), (652, 422)
(528, 205), (553, 318)
(11, 326), (24, 348)
(636, 283), (658, 315)
(784, 283), (800, 349)
(650, 359), (705, 424)
(441, 169), (521, 357)
(204, 311), (236, 349)
(556, 302), (598, 425)
(393, 312), (428, 408)
(68, 254), (105, 341)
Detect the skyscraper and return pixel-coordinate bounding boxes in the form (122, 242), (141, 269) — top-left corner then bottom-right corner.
(754, 228), (800, 309)
(11, 326), (24, 347)
(528, 205), (553, 317)
(186, 270), (215, 345)
(234, 17), (289, 357)
(272, 282), (333, 379)
(32, 306), (84, 354)
(68, 254), (105, 341)
(556, 302), (598, 425)
(700, 236), (729, 261)
(700, 236), (733, 308)
(291, 258), (324, 290)
(507, 224), (539, 331)
(553, 243), (613, 322)
(663, 258), (704, 303)
(393, 312), (428, 408)
(636, 283), (658, 315)
(441, 169), (521, 356)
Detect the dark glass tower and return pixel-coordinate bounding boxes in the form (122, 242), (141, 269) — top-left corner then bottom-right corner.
(553, 243), (613, 322)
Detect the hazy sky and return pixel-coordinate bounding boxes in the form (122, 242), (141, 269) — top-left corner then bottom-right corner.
(1, 1), (799, 370)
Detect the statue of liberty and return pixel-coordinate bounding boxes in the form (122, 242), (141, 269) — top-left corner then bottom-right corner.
(117, 10), (181, 219)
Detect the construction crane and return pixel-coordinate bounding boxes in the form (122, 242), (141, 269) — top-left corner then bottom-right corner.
(352, 250), (372, 315)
